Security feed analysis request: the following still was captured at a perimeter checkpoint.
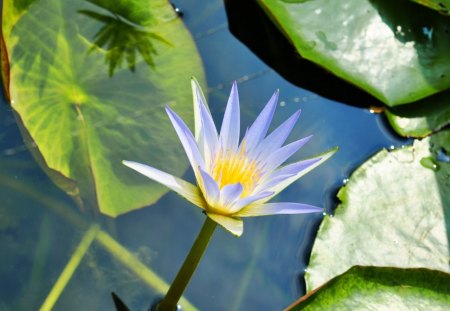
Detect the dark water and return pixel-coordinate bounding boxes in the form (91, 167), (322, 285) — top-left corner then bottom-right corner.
(0, 0), (406, 310)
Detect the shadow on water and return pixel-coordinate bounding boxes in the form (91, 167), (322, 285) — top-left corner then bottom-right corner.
(224, 0), (382, 108)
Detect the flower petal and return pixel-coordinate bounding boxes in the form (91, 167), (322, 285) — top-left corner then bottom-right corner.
(122, 160), (205, 208)
(253, 172), (297, 194)
(262, 135), (312, 173)
(253, 110), (301, 161)
(219, 81), (240, 152)
(191, 77), (209, 141)
(267, 147), (338, 197)
(206, 213), (243, 237)
(228, 191), (274, 213)
(219, 183), (243, 206)
(243, 90), (278, 153)
(165, 106), (205, 174)
(199, 101), (219, 165)
(199, 168), (220, 207)
(235, 202), (322, 217)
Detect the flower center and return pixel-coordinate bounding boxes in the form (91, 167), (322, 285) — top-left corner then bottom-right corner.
(211, 147), (261, 197)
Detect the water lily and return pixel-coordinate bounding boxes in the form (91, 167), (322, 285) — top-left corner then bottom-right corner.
(123, 79), (336, 237)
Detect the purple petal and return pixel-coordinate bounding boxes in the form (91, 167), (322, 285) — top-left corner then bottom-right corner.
(262, 135), (312, 172)
(165, 106), (205, 172)
(243, 90), (278, 152)
(268, 147), (338, 196)
(219, 81), (240, 153)
(235, 202), (323, 217)
(199, 102), (219, 158)
(228, 191), (274, 213)
(191, 77), (209, 140)
(253, 173), (296, 193)
(219, 183), (243, 206)
(253, 110), (301, 161)
(199, 168), (220, 206)
(122, 160), (205, 209)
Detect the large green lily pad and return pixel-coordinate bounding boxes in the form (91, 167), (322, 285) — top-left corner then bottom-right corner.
(289, 266), (450, 310)
(1, 0), (205, 216)
(385, 89), (450, 137)
(305, 130), (450, 291)
(258, 0), (450, 106)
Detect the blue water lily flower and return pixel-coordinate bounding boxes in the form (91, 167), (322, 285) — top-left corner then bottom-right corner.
(124, 79), (336, 236)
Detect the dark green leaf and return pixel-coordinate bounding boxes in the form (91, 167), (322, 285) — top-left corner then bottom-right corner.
(289, 267), (450, 310)
(409, 0), (450, 15)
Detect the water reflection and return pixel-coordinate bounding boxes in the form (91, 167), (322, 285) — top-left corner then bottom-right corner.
(80, 0), (172, 76)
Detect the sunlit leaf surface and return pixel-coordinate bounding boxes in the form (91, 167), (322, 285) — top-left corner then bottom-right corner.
(258, 0), (450, 106)
(305, 130), (450, 291)
(385, 89), (450, 137)
(290, 267), (450, 310)
(1, 0), (205, 216)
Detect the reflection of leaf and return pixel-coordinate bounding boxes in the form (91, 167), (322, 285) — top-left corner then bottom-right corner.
(79, 8), (172, 76)
(1, 0), (206, 216)
(305, 130), (450, 291)
(290, 266), (450, 310)
(258, 0), (450, 106)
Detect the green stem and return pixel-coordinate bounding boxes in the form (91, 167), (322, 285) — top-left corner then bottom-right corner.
(157, 216), (217, 311)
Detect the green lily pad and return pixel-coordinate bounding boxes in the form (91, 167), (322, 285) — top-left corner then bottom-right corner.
(409, 0), (450, 15)
(385, 89), (450, 137)
(258, 0), (450, 106)
(1, 0), (205, 216)
(290, 266), (450, 310)
(305, 130), (450, 291)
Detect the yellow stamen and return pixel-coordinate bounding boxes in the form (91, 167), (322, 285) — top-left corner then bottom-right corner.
(211, 144), (261, 197)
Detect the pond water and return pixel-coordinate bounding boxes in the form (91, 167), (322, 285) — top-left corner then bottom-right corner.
(0, 0), (407, 310)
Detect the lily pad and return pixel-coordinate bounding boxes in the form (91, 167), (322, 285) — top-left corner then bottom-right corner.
(289, 266), (450, 310)
(305, 130), (450, 291)
(1, 0), (205, 216)
(385, 89), (450, 137)
(258, 0), (450, 106)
